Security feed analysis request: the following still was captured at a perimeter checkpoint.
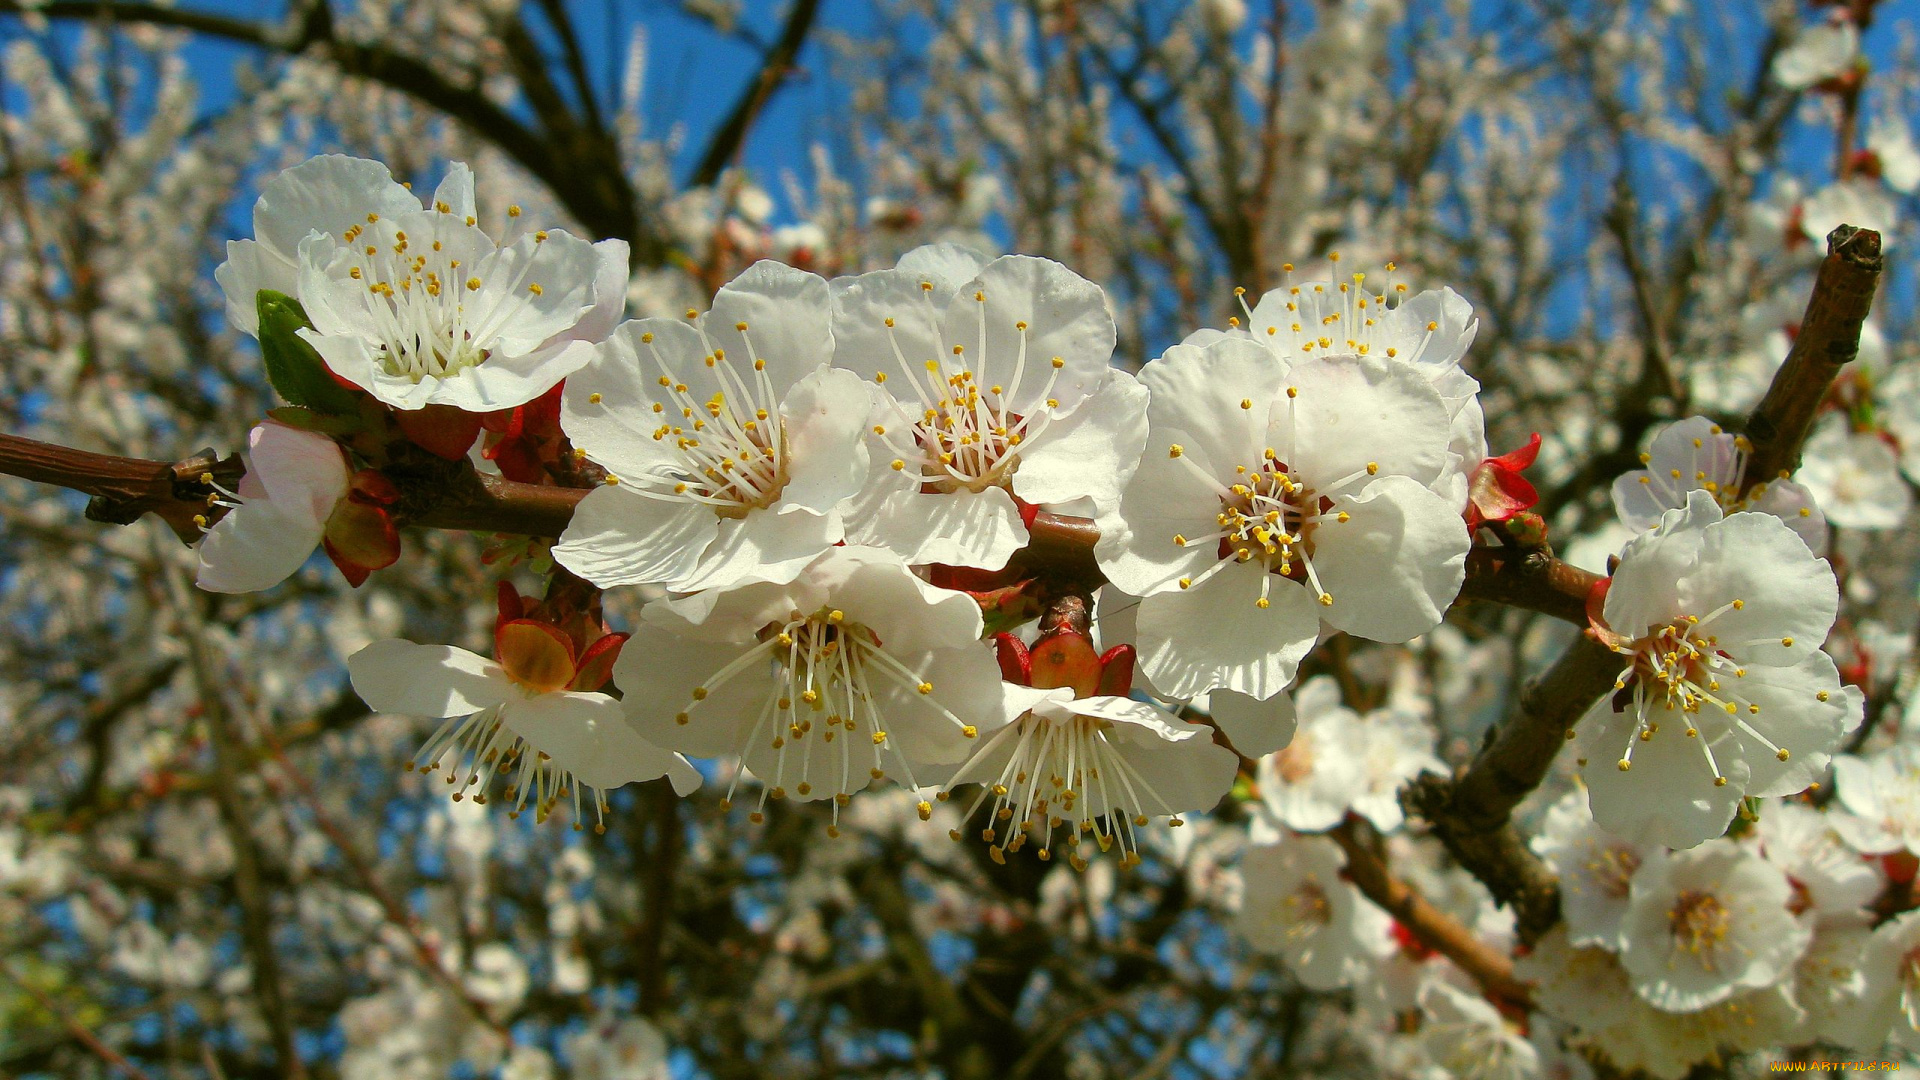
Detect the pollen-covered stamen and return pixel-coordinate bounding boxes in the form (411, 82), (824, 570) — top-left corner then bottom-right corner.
(1667, 889), (1732, 967)
(1607, 601), (1789, 784)
(1283, 879), (1335, 940)
(871, 299), (1061, 495)
(1636, 426), (1764, 513)
(1252, 261), (1430, 361)
(946, 709), (1180, 871)
(405, 707), (613, 832)
(623, 329), (790, 517)
(342, 211), (547, 383)
(682, 607), (974, 824)
(1168, 445), (1350, 607)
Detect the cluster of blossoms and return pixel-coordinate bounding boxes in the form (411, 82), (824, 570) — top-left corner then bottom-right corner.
(189, 153), (1915, 1078)
(195, 155), (1497, 868)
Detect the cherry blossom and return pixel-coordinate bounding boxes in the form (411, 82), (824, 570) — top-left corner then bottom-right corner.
(1097, 337), (1469, 700)
(1612, 415), (1826, 553)
(1770, 19), (1860, 90)
(1416, 981), (1540, 1080)
(195, 419), (349, 593)
(222, 155), (629, 412)
(1530, 790), (1656, 951)
(1617, 839), (1809, 1013)
(1755, 801), (1882, 918)
(348, 625), (700, 830)
(1795, 414), (1912, 531)
(832, 245), (1146, 570)
(1236, 835), (1395, 989)
(555, 262), (877, 592)
(614, 547), (1004, 830)
(1854, 907), (1920, 1051)
(1831, 744), (1920, 856)
(1254, 675), (1440, 834)
(941, 684), (1237, 868)
(1576, 491), (1857, 848)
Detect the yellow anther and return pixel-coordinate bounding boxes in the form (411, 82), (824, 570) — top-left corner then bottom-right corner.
(588, 393), (602, 404)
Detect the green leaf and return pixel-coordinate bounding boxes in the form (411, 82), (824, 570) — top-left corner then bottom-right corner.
(257, 290), (361, 414)
(266, 406), (364, 435)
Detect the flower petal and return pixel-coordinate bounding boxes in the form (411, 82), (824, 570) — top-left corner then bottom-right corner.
(195, 501), (323, 593)
(503, 691), (693, 792)
(348, 641), (510, 717)
(1679, 509), (1837, 667)
(551, 485), (718, 589)
(1135, 560), (1316, 699)
(1012, 368), (1149, 511)
(1207, 688), (1298, 757)
(942, 255), (1115, 415)
(1312, 476), (1468, 643)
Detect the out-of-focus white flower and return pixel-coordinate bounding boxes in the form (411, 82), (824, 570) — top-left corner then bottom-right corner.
(942, 686), (1238, 868)
(1786, 918), (1885, 1049)
(1098, 339), (1468, 701)
(1617, 839), (1810, 1012)
(1254, 675), (1439, 833)
(1853, 907), (1920, 1051)
(1832, 744), (1920, 856)
(1197, 0), (1247, 35)
(1612, 415), (1825, 553)
(463, 942), (529, 1018)
(1757, 801), (1882, 918)
(616, 547), (1005, 824)
(834, 246), (1142, 571)
(1800, 179), (1898, 248)
(1876, 364), (1920, 486)
(1531, 790), (1655, 951)
(1520, 926), (1804, 1080)
(565, 1014), (672, 1080)
(195, 420), (347, 593)
(1576, 492), (1856, 848)
(556, 261), (876, 592)
(1796, 414), (1912, 531)
(1417, 981), (1541, 1080)
(1236, 835), (1394, 989)
(1771, 20), (1860, 90)
(1869, 114), (1920, 195)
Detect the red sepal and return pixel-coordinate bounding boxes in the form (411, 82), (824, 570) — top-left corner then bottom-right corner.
(1466, 433), (1542, 530)
(395, 404), (485, 461)
(1885, 851), (1918, 886)
(1095, 644), (1135, 697)
(1013, 496), (1042, 531)
(570, 631), (628, 692)
(1027, 628), (1102, 697)
(496, 619), (577, 693)
(322, 499), (399, 587)
(1388, 920), (1436, 961)
(994, 633), (1032, 684)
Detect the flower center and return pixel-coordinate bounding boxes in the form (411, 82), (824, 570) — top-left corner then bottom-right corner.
(674, 606), (977, 832)
(628, 327), (792, 518)
(340, 211), (548, 383)
(942, 709), (1182, 870)
(1274, 734), (1317, 784)
(1582, 843), (1641, 899)
(1667, 888), (1731, 962)
(1162, 433), (1369, 609)
(1605, 603), (1793, 785)
(407, 705), (611, 832)
(1285, 879), (1334, 935)
(871, 291), (1066, 494)
(1233, 259), (1435, 361)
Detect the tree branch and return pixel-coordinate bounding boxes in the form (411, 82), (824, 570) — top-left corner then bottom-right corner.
(6, 1), (657, 260)
(1327, 820), (1532, 1009)
(688, 0), (823, 188)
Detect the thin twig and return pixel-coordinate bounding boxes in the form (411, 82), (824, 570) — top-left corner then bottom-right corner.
(0, 959), (159, 1080)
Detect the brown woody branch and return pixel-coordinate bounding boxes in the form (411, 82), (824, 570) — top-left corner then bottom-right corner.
(1328, 820), (1532, 1009)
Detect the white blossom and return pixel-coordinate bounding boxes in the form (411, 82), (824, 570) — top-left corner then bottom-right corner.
(1576, 491), (1856, 848)
(1612, 415), (1826, 553)
(195, 419), (347, 593)
(1531, 790), (1655, 951)
(556, 261), (877, 592)
(833, 246), (1145, 570)
(1796, 413), (1912, 531)
(615, 546), (1006, 825)
(1236, 834), (1394, 989)
(1098, 338), (1469, 700)
(1617, 839), (1810, 1013)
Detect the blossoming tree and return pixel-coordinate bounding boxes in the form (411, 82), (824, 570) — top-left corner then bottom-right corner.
(0, 1), (1916, 1079)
